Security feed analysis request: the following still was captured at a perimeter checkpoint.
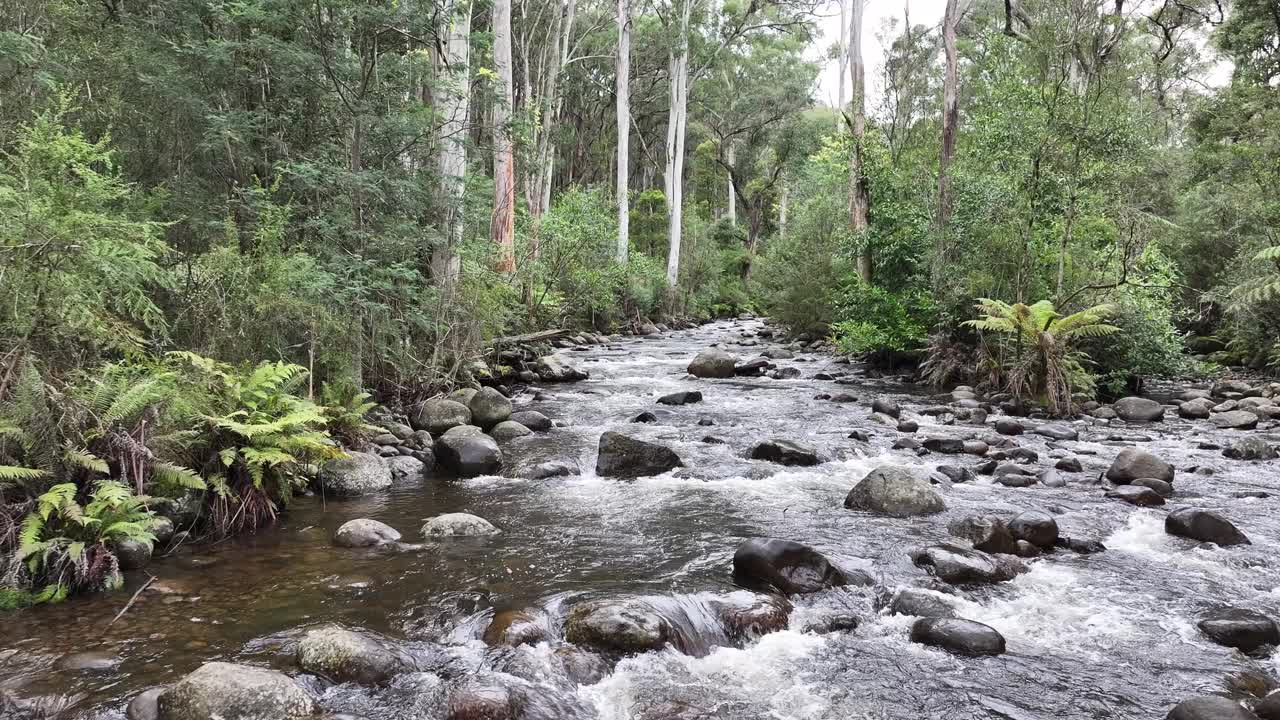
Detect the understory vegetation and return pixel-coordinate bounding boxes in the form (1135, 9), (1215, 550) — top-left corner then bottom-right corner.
(1, 0), (1277, 604)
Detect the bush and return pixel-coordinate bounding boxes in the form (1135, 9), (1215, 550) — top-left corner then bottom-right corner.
(831, 283), (934, 360)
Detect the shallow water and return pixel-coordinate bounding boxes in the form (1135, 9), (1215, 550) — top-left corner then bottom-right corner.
(3, 319), (1279, 719)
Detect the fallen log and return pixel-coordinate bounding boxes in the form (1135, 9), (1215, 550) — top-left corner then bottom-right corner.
(486, 328), (573, 348)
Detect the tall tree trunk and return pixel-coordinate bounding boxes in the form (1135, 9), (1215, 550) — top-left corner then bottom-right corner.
(848, 0), (871, 283)
(433, 0), (471, 290)
(836, 0), (847, 112)
(725, 142), (737, 225)
(933, 0), (962, 294)
(664, 0), (691, 288)
(778, 179), (788, 241)
(492, 0), (517, 273)
(615, 0), (632, 263)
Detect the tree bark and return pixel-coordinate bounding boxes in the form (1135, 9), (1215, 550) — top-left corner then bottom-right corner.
(615, 0), (632, 263)
(664, 0), (691, 288)
(433, 0), (472, 290)
(492, 0), (517, 273)
(848, 0), (871, 283)
(933, 0), (962, 294)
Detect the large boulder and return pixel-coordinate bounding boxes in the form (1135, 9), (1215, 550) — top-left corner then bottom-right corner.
(947, 515), (1018, 555)
(533, 354), (589, 382)
(509, 411), (552, 431)
(595, 432), (683, 478)
(1197, 608), (1280, 653)
(731, 538), (853, 595)
(412, 399), (472, 434)
(564, 599), (672, 654)
(1106, 448), (1174, 484)
(1212, 410), (1260, 430)
(687, 349), (737, 379)
(468, 387), (512, 429)
(1179, 398), (1214, 420)
(1166, 508), (1250, 546)
(127, 687), (165, 720)
(1114, 397), (1166, 423)
(157, 662), (315, 720)
(749, 439), (819, 467)
(1165, 696), (1260, 720)
(910, 617), (1006, 657)
(844, 466), (945, 517)
(318, 452), (393, 496)
(333, 518), (401, 548)
(1008, 511), (1059, 548)
(911, 544), (1026, 584)
(435, 432), (502, 478)
(1224, 437), (1279, 461)
(489, 421), (532, 442)
(887, 588), (957, 619)
(387, 455), (426, 479)
(296, 624), (410, 685)
(115, 538), (153, 571)
(1107, 485), (1166, 506)
(421, 513), (500, 537)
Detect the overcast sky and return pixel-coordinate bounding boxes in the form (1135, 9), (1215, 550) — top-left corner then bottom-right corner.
(812, 0), (949, 107)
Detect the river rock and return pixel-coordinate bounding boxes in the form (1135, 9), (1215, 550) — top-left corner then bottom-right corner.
(319, 452), (393, 496)
(731, 538), (850, 595)
(1008, 510), (1058, 548)
(564, 599), (671, 654)
(387, 455), (425, 479)
(888, 588), (957, 619)
(483, 609), (552, 647)
(413, 399), (472, 434)
(687, 349), (736, 378)
(1224, 437), (1279, 461)
(519, 460), (580, 479)
(872, 397), (901, 418)
(489, 421), (532, 442)
(994, 464), (1037, 487)
(422, 513), (500, 537)
(844, 465), (945, 517)
(157, 662), (315, 720)
(1107, 485), (1166, 506)
(333, 518), (401, 548)
(1257, 693), (1280, 720)
(922, 437), (964, 454)
(1166, 508), (1250, 546)
(1131, 477), (1174, 497)
(534, 354), (589, 382)
(1106, 447), (1174, 483)
(1114, 397), (1166, 423)
(911, 544), (1026, 584)
(127, 687), (165, 720)
(1213, 379), (1253, 397)
(447, 388), (478, 405)
(657, 391), (703, 405)
(632, 411), (658, 423)
(1055, 457), (1083, 473)
(1165, 696), (1260, 720)
(595, 432), (683, 478)
(995, 418), (1025, 435)
(1197, 608), (1280, 652)
(1035, 424), (1079, 441)
(947, 515), (1018, 555)
(713, 591), (794, 639)
(749, 439), (819, 466)
(910, 617), (1006, 656)
(935, 465), (974, 483)
(897, 419), (919, 433)
(115, 538), (152, 571)
(435, 433), (502, 477)
(1180, 398), (1214, 419)
(509, 411), (551, 431)
(468, 387), (512, 429)
(297, 624), (409, 685)
(1212, 410), (1260, 430)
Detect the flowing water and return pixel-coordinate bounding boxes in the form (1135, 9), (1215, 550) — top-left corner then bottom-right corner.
(2, 319), (1279, 719)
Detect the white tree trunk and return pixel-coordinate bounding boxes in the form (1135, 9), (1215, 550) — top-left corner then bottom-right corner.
(848, 0), (871, 283)
(934, 0), (962, 292)
(836, 0), (847, 111)
(615, 0), (631, 263)
(492, 0), (516, 272)
(725, 142), (737, 225)
(664, 0), (691, 288)
(433, 0), (472, 289)
(779, 180), (788, 240)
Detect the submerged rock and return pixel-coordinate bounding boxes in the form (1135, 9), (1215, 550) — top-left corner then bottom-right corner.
(910, 617), (1006, 657)
(564, 600), (672, 654)
(297, 624), (410, 685)
(657, 391), (703, 405)
(127, 687), (165, 720)
(844, 465), (945, 517)
(731, 538), (852, 594)
(483, 608), (552, 647)
(333, 518), (401, 548)
(318, 452), (393, 496)
(1166, 508), (1250, 546)
(749, 439), (820, 466)
(595, 432), (683, 478)
(157, 662), (315, 720)
(1197, 608), (1280, 652)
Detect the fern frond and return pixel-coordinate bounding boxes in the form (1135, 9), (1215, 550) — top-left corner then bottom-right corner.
(64, 445), (108, 474)
(151, 462), (207, 491)
(0, 465), (48, 483)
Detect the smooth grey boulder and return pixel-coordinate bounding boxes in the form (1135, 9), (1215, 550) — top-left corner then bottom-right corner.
(844, 466), (945, 517)
(489, 421), (532, 442)
(1212, 410), (1259, 430)
(386, 455), (426, 479)
(595, 432), (683, 478)
(564, 599), (672, 654)
(687, 349), (737, 379)
(911, 544), (1026, 584)
(115, 538), (153, 571)
(1166, 508), (1250, 546)
(1114, 396), (1165, 423)
(519, 461), (580, 479)
(157, 662), (315, 720)
(1165, 696), (1260, 720)
(732, 538), (852, 595)
(1197, 608), (1280, 652)
(910, 617), (1006, 656)
(1106, 485), (1166, 506)
(297, 624), (410, 685)
(127, 687), (165, 720)
(421, 513), (500, 537)
(887, 588), (957, 619)
(468, 387), (512, 430)
(534, 354), (589, 382)
(1035, 424), (1078, 441)
(1008, 511), (1058, 548)
(1179, 398), (1214, 419)
(319, 452), (393, 496)
(749, 439), (820, 467)
(509, 411), (552, 431)
(333, 518), (401, 548)
(871, 397), (901, 419)
(412, 399), (472, 434)
(434, 432), (502, 477)
(1106, 448), (1174, 483)
(947, 515), (1018, 555)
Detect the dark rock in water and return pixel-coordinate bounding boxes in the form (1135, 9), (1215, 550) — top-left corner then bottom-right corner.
(897, 419), (919, 433)
(734, 358), (771, 376)
(1008, 511), (1058, 548)
(1197, 608), (1279, 653)
(688, 349), (737, 378)
(701, 435), (727, 445)
(657, 390), (703, 406)
(770, 367), (801, 380)
(713, 592), (794, 640)
(994, 464), (1037, 487)
(468, 387), (512, 429)
(1212, 410), (1259, 430)
(509, 411), (552, 431)
(1114, 396), (1166, 423)
(910, 617), (1006, 656)
(1055, 457), (1083, 473)
(631, 411), (658, 423)
(1055, 536), (1106, 554)
(948, 515), (1018, 555)
(698, 417), (715, 426)
(157, 662), (315, 720)
(446, 675), (517, 720)
(413, 399), (472, 434)
(911, 544), (1026, 584)
(435, 433), (502, 478)
(1225, 437), (1279, 461)
(596, 432), (683, 478)
(534, 354), (589, 382)
(1165, 696), (1259, 720)
(872, 397), (901, 419)
(936, 465), (974, 484)
(333, 518), (401, 548)
(995, 418), (1025, 435)
(114, 538), (152, 571)
(749, 439), (820, 466)
(976, 460), (998, 475)
(963, 440), (989, 456)
(1166, 508), (1250, 546)
(894, 437), (922, 451)
(1107, 485), (1165, 506)
(1256, 693), (1280, 720)
(564, 599), (671, 654)
(519, 461), (579, 479)
(829, 392), (857, 403)
(1107, 447), (1175, 483)
(297, 624), (410, 685)
(1131, 477), (1174, 498)
(888, 588), (957, 619)
(1213, 380), (1253, 397)
(319, 451), (393, 496)
(845, 466), (945, 517)
(848, 430), (870, 442)
(1035, 424), (1079, 441)
(732, 538), (851, 595)
(1014, 540), (1041, 558)
(999, 447), (1040, 464)
(923, 437), (964, 454)
(484, 608), (552, 647)
(127, 687), (165, 720)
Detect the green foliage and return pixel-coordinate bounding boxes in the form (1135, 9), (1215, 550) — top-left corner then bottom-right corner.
(320, 381), (380, 447)
(831, 284), (933, 358)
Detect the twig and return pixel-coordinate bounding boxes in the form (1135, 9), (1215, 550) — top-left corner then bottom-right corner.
(108, 575), (155, 626)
